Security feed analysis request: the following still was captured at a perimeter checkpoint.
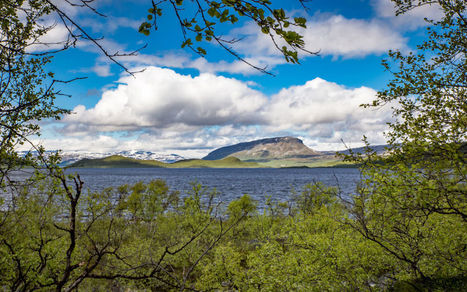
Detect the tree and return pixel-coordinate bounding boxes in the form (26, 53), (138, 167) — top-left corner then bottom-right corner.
(345, 0), (466, 289)
(0, 0), (68, 184)
(0, 1), (314, 290)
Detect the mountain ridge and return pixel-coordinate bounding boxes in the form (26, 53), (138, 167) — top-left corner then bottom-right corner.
(17, 150), (185, 166)
(69, 155), (261, 168)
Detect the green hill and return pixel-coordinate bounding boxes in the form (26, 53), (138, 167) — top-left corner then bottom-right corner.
(69, 155), (261, 168)
(69, 155), (166, 168)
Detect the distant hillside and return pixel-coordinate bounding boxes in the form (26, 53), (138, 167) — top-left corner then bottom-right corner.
(203, 137), (321, 161)
(17, 150), (185, 166)
(170, 157), (260, 168)
(322, 145), (388, 156)
(69, 155), (166, 168)
(69, 155), (260, 168)
(68, 138), (390, 169)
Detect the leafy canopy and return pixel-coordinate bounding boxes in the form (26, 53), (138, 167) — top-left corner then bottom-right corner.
(139, 0), (315, 74)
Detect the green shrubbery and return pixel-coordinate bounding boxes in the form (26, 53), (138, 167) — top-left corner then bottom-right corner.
(1, 174), (465, 291)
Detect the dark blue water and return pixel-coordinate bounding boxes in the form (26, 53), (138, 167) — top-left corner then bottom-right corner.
(64, 168), (360, 204)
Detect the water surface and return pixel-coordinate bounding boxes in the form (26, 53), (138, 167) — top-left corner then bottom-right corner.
(65, 168), (361, 204)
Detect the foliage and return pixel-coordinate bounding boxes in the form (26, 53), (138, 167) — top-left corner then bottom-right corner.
(139, 0), (315, 73)
(344, 0), (467, 289)
(0, 0), (69, 183)
(0, 174), (464, 290)
(0, 178), (392, 291)
(293, 182), (338, 214)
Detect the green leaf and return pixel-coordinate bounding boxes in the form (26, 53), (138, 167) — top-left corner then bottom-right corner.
(181, 38), (192, 48)
(197, 47), (207, 55)
(294, 17), (307, 28)
(208, 7), (216, 17)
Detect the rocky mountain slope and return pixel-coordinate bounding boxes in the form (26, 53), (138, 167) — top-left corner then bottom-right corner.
(203, 137), (321, 161)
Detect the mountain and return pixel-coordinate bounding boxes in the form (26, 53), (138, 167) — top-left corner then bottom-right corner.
(202, 137), (389, 168)
(17, 150), (186, 166)
(203, 137), (321, 161)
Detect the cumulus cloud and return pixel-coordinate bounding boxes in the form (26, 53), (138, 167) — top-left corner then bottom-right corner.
(64, 67), (267, 132)
(265, 78), (390, 128)
(57, 67), (392, 154)
(263, 78), (392, 144)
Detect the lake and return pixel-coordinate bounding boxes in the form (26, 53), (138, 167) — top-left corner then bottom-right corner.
(63, 168), (361, 205)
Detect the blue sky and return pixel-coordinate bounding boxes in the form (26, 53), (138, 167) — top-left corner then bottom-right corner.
(26, 0), (442, 157)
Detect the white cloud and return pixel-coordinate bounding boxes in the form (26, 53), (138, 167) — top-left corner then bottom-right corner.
(115, 51), (281, 76)
(55, 67), (393, 154)
(26, 0), (114, 53)
(230, 14), (407, 62)
(92, 63), (113, 77)
(49, 0), (81, 17)
(263, 78), (392, 143)
(27, 2), (416, 77)
(29, 127), (266, 157)
(265, 78), (386, 127)
(371, 0), (443, 29)
(27, 22), (71, 52)
(301, 15), (407, 58)
(28, 135), (121, 153)
(82, 16), (142, 33)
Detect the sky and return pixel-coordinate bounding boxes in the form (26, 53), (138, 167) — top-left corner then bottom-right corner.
(25, 0), (442, 158)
